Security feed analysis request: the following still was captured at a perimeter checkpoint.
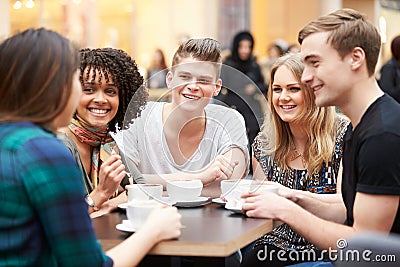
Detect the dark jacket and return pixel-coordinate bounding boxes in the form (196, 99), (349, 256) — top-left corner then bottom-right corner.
(378, 58), (400, 103)
(214, 31), (267, 145)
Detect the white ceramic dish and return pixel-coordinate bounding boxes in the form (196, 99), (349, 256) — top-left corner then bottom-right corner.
(118, 203), (129, 209)
(115, 220), (136, 233)
(166, 180), (203, 202)
(225, 207), (244, 214)
(212, 197), (227, 206)
(118, 197), (176, 210)
(225, 201), (244, 215)
(174, 196), (210, 208)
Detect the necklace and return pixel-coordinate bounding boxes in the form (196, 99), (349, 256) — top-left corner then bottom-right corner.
(290, 144), (307, 168)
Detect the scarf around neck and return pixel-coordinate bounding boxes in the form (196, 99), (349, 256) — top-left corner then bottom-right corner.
(69, 115), (118, 190)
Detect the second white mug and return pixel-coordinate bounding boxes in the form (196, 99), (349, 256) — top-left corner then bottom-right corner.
(126, 184), (163, 202)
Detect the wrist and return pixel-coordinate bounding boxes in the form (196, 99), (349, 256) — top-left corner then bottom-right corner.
(275, 199), (294, 222)
(138, 223), (162, 243)
(295, 190), (311, 207)
(85, 194), (100, 211)
(89, 190), (109, 208)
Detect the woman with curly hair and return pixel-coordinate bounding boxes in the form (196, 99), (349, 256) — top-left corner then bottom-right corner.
(1, 28), (181, 267)
(58, 48), (148, 214)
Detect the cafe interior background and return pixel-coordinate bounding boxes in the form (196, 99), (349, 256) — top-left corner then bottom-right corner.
(1, 0), (400, 78)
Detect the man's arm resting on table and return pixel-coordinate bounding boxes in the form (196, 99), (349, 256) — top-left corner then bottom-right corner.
(287, 190), (346, 223)
(277, 192), (399, 249)
(142, 147), (247, 186)
(221, 147), (247, 179)
(253, 157), (346, 222)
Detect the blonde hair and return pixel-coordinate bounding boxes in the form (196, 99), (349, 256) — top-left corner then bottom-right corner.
(260, 53), (337, 175)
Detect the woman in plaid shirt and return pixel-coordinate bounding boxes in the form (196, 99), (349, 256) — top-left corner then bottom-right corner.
(0, 28), (181, 267)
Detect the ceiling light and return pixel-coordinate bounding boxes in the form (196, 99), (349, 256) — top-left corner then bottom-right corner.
(13, 1), (22, 9)
(26, 0), (35, 9)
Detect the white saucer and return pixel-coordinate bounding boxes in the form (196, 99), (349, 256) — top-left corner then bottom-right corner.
(117, 197), (176, 210)
(212, 197), (227, 206)
(174, 196), (210, 207)
(225, 200), (244, 215)
(117, 203), (129, 209)
(225, 206), (244, 214)
(115, 220), (136, 233)
(156, 197), (177, 206)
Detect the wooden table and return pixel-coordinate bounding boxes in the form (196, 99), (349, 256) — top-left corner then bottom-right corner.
(93, 203), (273, 266)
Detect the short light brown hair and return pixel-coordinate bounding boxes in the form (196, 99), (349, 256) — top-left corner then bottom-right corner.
(171, 38), (222, 77)
(298, 8), (381, 76)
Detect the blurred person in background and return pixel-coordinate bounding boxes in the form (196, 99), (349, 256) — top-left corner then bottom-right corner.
(215, 31), (268, 175)
(147, 48), (168, 89)
(287, 43), (301, 53)
(260, 42), (286, 87)
(378, 35), (400, 103)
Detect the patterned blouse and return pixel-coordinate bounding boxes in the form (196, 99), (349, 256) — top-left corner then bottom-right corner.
(252, 116), (349, 252)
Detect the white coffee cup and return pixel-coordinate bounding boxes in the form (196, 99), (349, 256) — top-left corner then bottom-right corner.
(224, 181), (278, 202)
(248, 183), (279, 194)
(126, 184), (163, 202)
(126, 200), (161, 229)
(166, 180), (203, 201)
(221, 179), (252, 198)
(139, 184), (163, 200)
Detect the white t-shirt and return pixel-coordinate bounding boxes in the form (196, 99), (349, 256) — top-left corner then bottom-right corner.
(114, 101), (249, 177)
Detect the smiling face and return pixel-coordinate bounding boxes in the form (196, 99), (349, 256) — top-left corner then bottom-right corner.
(77, 68), (119, 127)
(167, 57), (222, 112)
(272, 65), (305, 124)
(301, 31), (351, 108)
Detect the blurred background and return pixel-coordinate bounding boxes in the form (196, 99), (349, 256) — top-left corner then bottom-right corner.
(1, 0), (399, 76)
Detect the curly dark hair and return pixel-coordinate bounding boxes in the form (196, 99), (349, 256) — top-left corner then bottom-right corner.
(79, 48), (148, 133)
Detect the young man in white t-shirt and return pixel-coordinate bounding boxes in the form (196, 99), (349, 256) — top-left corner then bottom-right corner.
(118, 38), (249, 197)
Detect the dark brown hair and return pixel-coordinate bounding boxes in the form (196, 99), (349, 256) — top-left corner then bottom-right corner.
(391, 35), (400, 61)
(79, 48), (148, 132)
(0, 28), (79, 128)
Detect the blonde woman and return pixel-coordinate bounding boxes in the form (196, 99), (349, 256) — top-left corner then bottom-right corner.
(241, 53), (349, 266)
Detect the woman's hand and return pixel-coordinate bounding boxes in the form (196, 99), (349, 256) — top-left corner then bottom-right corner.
(253, 181), (302, 203)
(97, 154), (126, 197)
(90, 193), (128, 218)
(141, 206), (182, 242)
(241, 191), (291, 219)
